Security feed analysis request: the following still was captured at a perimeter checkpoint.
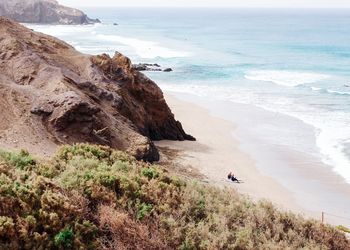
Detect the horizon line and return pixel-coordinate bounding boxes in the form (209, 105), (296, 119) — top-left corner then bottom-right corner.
(72, 6), (350, 9)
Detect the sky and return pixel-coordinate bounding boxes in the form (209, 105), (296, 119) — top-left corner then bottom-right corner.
(59, 0), (350, 8)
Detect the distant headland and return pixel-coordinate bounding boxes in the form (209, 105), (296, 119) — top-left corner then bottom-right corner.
(0, 0), (100, 24)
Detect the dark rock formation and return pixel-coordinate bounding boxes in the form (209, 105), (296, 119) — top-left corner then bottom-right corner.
(132, 63), (173, 72)
(0, 17), (194, 162)
(0, 0), (100, 24)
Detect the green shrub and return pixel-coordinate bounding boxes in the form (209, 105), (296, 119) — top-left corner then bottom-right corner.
(56, 144), (110, 162)
(141, 167), (159, 179)
(137, 202), (153, 220)
(0, 149), (35, 169)
(112, 160), (129, 172)
(54, 228), (74, 248)
(180, 239), (195, 250)
(98, 173), (117, 188)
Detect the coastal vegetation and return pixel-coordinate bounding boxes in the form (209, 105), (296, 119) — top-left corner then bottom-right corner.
(0, 144), (348, 249)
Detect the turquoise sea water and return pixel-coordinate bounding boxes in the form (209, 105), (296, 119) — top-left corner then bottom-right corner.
(28, 8), (350, 183)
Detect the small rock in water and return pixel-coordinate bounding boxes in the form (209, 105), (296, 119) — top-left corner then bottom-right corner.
(133, 63), (161, 71)
(113, 23), (118, 26)
(132, 63), (173, 72)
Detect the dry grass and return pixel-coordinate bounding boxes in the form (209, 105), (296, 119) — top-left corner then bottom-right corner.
(97, 205), (166, 250)
(0, 144), (349, 249)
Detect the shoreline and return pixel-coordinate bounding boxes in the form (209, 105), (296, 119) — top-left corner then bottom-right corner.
(157, 92), (350, 227)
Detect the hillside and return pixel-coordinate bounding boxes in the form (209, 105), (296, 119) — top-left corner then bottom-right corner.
(0, 0), (99, 24)
(0, 17), (194, 162)
(0, 144), (349, 249)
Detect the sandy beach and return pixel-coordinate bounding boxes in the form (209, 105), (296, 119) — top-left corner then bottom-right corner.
(156, 93), (350, 227)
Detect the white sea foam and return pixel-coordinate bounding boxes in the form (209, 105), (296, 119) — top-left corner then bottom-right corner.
(310, 86), (350, 96)
(325, 89), (350, 95)
(316, 122), (350, 183)
(96, 34), (190, 59)
(311, 86), (322, 91)
(245, 70), (329, 87)
(26, 24), (96, 37)
(25, 24), (191, 59)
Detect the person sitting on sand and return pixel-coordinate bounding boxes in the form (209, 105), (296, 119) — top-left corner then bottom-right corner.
(231, 174), (240, 183)
(228, 172), (240, 183)
(227, 172), (240, 183)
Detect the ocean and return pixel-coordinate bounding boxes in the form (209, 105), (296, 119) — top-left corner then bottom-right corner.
(27, 8), (350, 185)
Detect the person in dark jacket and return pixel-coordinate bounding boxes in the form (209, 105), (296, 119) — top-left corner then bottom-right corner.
(228, 172), (240, 183)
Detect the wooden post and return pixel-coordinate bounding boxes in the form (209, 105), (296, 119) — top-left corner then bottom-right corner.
(322, 212), (324, 224)
(321, 212), (325, 248)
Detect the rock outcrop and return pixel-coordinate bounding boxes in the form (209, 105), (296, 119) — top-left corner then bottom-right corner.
(132, 63), (173, 72)
(0, 0), (100, 24)
(0, 17), (194, 162)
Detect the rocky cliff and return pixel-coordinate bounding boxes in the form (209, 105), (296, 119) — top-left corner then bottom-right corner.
(0, 17), (194, 161)
(0, 0), (100, 24)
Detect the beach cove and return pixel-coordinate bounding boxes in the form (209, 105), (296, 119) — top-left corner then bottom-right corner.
(1, 1), (350, 248)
